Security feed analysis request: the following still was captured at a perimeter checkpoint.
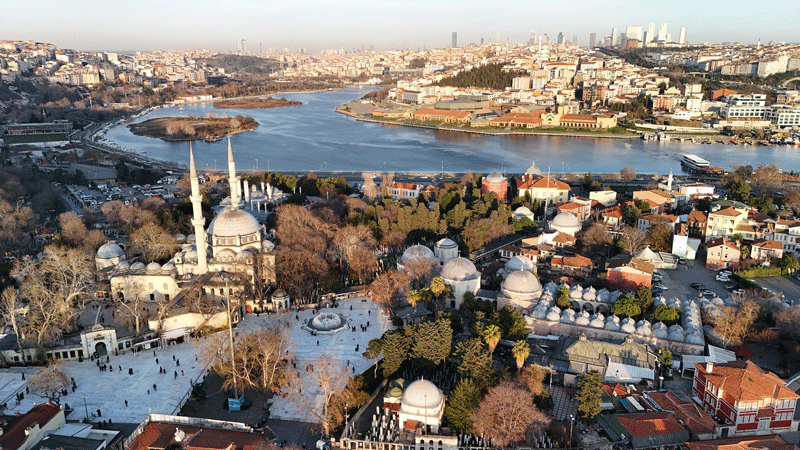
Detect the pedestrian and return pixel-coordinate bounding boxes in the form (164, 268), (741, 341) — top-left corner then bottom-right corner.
(118, 365), (121, 371)
(97, 409), (102, 417)
(21, 373), (25, 381)
(129, 368), (133, 375)
(176, 359), (180, 366)
(153, 383), (157, 391)
(174, 371), (177, 379)
(316, 340), (319, 346)
(156, 358), (158, 364)
(173, 355), (176, 361)
(147, 390), (150, 395)
(125, 400), (128, 407)
(181, 370), (184, 376)
(154, 350), (156, 357)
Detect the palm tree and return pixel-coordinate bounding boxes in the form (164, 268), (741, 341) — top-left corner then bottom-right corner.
(512, 340), (530, 371)
(483, 324), (501, 356)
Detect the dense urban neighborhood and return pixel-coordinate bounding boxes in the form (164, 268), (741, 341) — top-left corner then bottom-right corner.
(2, 19), (800, 450)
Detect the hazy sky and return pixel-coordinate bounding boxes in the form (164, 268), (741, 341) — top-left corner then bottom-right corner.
(4, 0), (798, 52)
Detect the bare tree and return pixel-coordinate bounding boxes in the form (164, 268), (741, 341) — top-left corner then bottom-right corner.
(292, 356), (354, 435)
(332, 225), (378, 284)
(114, 279), (147, 337)
(381, 172), (395, 197)
(128, 222), (179, 263)
(403, 257), (439, 289)
(58, 212), (87, 247)
(751, 164), (782, 195)
(471, 381), (550, 447)
(619, 227), (647, 254)
(713, 298), (759, 346)
(28, 361), (71, 405)
(0, 288), (23, 351)
(361, 173), (378, 203)
(620, 166), (637, 183)
(368, 270), (410, 306)
(201, 325), (295, 400)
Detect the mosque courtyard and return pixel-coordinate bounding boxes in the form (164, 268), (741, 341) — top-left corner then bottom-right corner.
(0, 296), (391, 426)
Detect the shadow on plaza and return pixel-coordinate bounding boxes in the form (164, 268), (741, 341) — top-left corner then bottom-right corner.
(179, 371), (320, 447)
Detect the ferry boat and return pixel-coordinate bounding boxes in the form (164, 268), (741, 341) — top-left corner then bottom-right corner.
(681, 154), (710, 172)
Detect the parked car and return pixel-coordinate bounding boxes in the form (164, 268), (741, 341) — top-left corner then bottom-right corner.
(691, 283), (704, 289)
(724, 284), (736, 290)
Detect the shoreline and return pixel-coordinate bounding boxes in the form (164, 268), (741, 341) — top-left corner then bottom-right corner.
(335, 107), (642, 140)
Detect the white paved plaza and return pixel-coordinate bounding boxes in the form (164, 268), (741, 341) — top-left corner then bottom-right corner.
(237, 297), (392, 422)
(0, 339), (205, 424)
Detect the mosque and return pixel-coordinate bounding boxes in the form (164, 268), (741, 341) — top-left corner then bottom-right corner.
(98, 140), (279, 334)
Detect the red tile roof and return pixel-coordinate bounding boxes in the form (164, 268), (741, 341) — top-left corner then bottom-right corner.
(644, 390), (716, 436)
(694, 360), (800, 403)
(614, 412), (686, 437)
(684, 435), (798, 450)
(517, 176), (571, 191)
(753, 239), (783, 250)
(127, 421), (268, 450)
(713, 207), (744, 217)
(0, 403), (63, 450)
(706, 238), (739, 251)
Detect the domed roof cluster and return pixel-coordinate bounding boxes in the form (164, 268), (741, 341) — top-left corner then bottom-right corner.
(441, 257), (479, 281)
(97, 243), (125, 259)
(401, 245), (435, 263)
(401, 379), (442, 409)
(210, 208), (261, 238)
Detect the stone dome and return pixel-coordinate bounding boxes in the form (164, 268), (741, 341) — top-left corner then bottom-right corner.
(525, 161), (542, 176)
(97, 243), (125, 259)
(435, 238), (457, 249)
(210, 207), (260, 238)
(401, 379), (442, 409)
(502, 270), (543, 295)
(401, 245), (435, 263)
(505, 255), (535, 272)
(551, 212), (580, 228)
(514, 206), (533, 217)
(130, 262), (146, 271)
(485, 171), (505, 182)
(272, 288), (289, 300)
(441, 257), (479, 281)
(145, 262), (161, 273)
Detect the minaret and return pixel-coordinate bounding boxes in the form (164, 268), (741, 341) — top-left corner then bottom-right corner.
(667, 169), (673, 191)
(227, 136), (240, 208)
(189, 143), (208, 274)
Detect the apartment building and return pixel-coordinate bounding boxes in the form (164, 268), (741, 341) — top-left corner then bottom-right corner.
(720, 94), (767, 119)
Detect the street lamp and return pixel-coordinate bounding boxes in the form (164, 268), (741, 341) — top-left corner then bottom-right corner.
(568, 414), (574, 445)
(82, 396), (89, 422)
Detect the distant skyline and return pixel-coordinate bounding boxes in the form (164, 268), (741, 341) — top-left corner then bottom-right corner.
(4, 0), (799, 53)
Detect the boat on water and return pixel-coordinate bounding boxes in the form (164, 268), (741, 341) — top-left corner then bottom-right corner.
(205, 135), (223, 142)
(681, 154), (710, 173)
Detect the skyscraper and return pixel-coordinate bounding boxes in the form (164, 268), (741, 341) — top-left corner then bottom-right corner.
(657, 23), (668, 41)
(625, 26), (643, 42)
(452, 32), (457, 48)
(589, 33), (597, 48)
(647, 22), (656, 42)
(557, 32), (564, 44)
(611, 28), (618, 47)
(679, 26), (687, 45)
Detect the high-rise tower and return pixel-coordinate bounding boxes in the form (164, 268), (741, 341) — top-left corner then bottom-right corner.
(452, 32), (457, 48)
(679, 26), (687, 45)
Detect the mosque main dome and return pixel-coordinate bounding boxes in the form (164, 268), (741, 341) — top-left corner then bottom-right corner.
(209, 208), (261, 238)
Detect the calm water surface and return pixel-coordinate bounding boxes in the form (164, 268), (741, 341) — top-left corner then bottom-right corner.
(105, 87), (800, 174)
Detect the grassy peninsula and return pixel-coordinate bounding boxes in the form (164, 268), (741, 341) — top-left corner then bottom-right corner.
(213, 96), (301, 109)
(127, 115), (258, 142)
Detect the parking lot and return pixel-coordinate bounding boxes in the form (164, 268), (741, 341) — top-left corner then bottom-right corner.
(755, 276), (800, 306)
(655, 258), (736, 301)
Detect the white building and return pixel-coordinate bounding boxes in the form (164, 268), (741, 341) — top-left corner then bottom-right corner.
(765, 104), (800, 128)
(397, 379), (445, 433)
(720, 94), (766, 119)
(440, 257), (481, 309)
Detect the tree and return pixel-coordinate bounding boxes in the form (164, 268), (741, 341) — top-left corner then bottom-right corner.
(362, 338), (382, 378)
(380, 329), (410, 377)
(444, 378), (482, 433)
(201, 325), (294, 399)
(651, 304), (680, 325)
(403, 257), (439, 289)
(332, 225), (378, 284)
(637, 200), (652, 214)
(785, 187), (800, 215)
(576, 370), (602, 423)
(114, 279), (148, 336)
(58, 211), (88, 248)
(491, 305), (529, 341)
(622, 204), (642, 223)
(776, 306), (800, 339)
(619, 227), (647, 254)
(728, 179), (752, 203)
(128, 222), (179, 263)
(471, 381), (549, 447)
(295, 356), (354, 435)
(463, 217), (513, 252)
(751, 165), (782, 196)
(620, 166), (637, 183)
(610, 294), (641, 318)
(645, 224), (673, 252)
(513, 217), (538, 233)
(483, 324), (501, 355)
(369, 270), (410, 307)
(518, 364), (547, 396)
(577, 222), (612, 253)
(0, 288), (23, 352)
(713, 298), (759, 346)
(454, 338), (493, 388)
(780, 254), (799, 275)
(555, 285), (572, 310)
(411, 318), (452, 369)
(15, 246), (95, 355)
(27, 361), (71, 405)
(657, 349), (673, 368)
(275, 204), (333, 302)
(512, 340), (530, 370)
(634, 286), (654, 313)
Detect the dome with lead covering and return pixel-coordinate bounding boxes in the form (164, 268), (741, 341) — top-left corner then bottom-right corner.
(401, 245), (435, 263)
(552, 212), (580, 228)
(97, 243), (125, 259)
(485, 172), (505, 182)
(210, 207), (260, 238)
(435, 238), (457, 249)
(401, 379), (442, 409)
(501, 270), (542, 297)
(145, 262), (161, 273)
(441, 257), (479, 281)
(505, 256), (535, 272)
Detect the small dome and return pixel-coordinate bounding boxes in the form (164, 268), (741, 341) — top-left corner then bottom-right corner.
(401, 245), (435, 263)
(485, 171), (505, 182)
(174, 233), (187, 243)
(514, 206), (533, 217)
(525, 161), (542, 176)
(272, 288), (289, 299)
(186, 234), (196, 243)
(441, 257), (479, 281)
(505, 255), (535, 272)
(435, 238), (457, 249)
(97, 243), (124, 259)
(161, 262), (175, 272)
(210, 208), (261, 238)
(551, 212), (580, 228)
(145, 262), (161, 273)
(502, 270), (542, 295)
(401, 379), (442, 409)
(118, 261), (130, 270)
(130, 262), (146, 271)
(217, 248), (236, 260)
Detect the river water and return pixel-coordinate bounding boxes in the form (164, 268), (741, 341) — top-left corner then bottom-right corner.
(105, 87), (800, 174)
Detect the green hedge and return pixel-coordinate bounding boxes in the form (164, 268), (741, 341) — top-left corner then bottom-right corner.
(736, 267), (782, 279)
(731, 273), (760, 290)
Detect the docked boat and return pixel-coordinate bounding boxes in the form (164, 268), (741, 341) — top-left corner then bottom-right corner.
(681, 154), (710, 173)
(205, 135), (223, 142)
